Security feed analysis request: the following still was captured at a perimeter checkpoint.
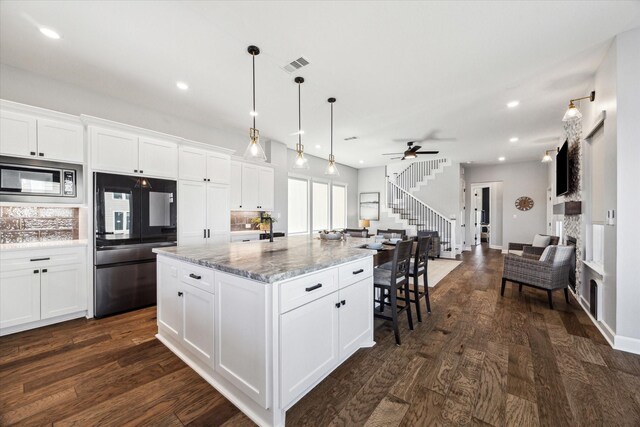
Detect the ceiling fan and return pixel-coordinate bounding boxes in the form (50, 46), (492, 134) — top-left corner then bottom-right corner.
(382, 141), (439, 160)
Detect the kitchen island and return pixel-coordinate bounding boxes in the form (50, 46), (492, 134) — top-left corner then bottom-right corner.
(153, 236), (376, 427)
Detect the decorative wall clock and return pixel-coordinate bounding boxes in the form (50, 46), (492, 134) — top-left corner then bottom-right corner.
(515, 196), (534, 211)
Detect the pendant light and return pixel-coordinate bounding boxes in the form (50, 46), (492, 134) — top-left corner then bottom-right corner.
(243, 45), (267, 161)
(325, 97), (339, 176)
(293, 77), (309, 169)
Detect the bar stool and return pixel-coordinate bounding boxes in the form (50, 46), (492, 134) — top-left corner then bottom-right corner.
(373, 239), (414, 345)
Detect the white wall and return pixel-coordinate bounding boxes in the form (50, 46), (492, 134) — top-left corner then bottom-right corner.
(614, 27), (640, 347)
(464, 161), (548, 250)
(0, 63), (360, 234)
(412, 163), (461, 219)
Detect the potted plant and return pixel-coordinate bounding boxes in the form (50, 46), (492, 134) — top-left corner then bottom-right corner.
(251, 213), (277, 231)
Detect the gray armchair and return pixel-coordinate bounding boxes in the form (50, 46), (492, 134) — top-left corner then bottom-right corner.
(501, 245), (574, 309)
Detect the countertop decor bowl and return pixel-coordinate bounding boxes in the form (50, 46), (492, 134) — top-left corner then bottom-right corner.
(321, 233), (342, 240)
(367, 242), (383, 250)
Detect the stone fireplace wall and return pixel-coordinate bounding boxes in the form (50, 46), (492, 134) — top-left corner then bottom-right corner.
(563, 118), (583, 293)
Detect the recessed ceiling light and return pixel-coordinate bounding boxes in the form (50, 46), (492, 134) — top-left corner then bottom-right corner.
(250, 110), (258, 116)
(315, 145), (321, 149)
(39, 27), (60, 39)
(507, 100), (520, 108)
(359, 160), (364, 164)
(509, 137), (519, 142)
(466, 161), (473, 164)
(176, 81), (189, 90)
(498, 156), (506, 161)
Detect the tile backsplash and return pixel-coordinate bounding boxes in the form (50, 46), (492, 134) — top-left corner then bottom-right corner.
(0, 206), (80, 244)
(230, 211), (261, 232)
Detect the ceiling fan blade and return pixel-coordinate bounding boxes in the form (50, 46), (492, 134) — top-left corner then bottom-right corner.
(409, 145), (422, 152)
(390, 157), (403, 160)
(382, 152), (403, 155)
(415, 151), (440, 154)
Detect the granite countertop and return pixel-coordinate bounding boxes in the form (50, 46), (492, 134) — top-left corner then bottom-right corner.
(0, 239), (89, 251)
(153, 235), (375, 283)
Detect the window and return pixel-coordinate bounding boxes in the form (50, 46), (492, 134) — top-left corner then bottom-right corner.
(112, 192), (130, 200)
(288, 177), (309, 234)
(312, 181), (329, 231)
(113, 211), (130, 233)
(331, 184), (346, 230)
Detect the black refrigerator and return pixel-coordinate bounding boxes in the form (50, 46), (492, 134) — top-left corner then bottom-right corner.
(94, 172), (177, 317)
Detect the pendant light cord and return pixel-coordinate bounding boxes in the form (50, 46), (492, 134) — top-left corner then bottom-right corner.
(298, 82), (302, 147)
(330, 102), (333, 157)
(252, 53), (256, 130)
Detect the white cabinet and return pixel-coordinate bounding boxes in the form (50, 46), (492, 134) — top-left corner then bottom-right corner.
(179, 147), (230, 185)
(230, 161), (243, 209)
(207, 152), (231, 185)
(0, 110), (37, 157)
(178, 180), (207, 245)
(230, 161), (274, 211)
(90, 127), (139, 174)
(280, 291), (340, 406)
(156, 257), (215, 368)
(179, 146), (207, 182)
(182, 283), (215, 366)
(0, 110), (83, 163)
(338, 278), (373, 359)
(40, 264), (86, 319)
(0, 268), (41, 329)
(36, 119), (84, 163)
(139, 137), (179, 179)
(0, 247), (86, 334)
(90, 126), (178, 178)
(230, 233), (261, 243)
(178, 180), (230, 245)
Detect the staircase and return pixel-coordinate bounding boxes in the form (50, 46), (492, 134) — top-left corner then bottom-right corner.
(378, 159), (458, 258)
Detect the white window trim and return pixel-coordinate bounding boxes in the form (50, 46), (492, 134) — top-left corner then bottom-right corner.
(288, 173), (349, 234)
(330, 183), (348, 230)
(311, 180), (330, 232)
(287, 176), (310, 235)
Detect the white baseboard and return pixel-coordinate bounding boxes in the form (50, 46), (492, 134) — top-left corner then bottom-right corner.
(615, 334), (640, 355)
(0, 310), (87, 336)
(489, 244), (503, 251)
(574, 289), (617, 348)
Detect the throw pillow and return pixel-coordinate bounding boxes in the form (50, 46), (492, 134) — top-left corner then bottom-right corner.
(539, 245), (555, 262)
(532, 234), (551, 247)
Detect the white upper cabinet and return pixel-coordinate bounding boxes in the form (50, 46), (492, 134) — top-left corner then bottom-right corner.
(241, 163), (260, 210)
(90, 127), (139, 174)
(36, 119), (83, 163)
(178, 180), (208, 246)
(206, 152), (231, 184)
(179, 146), (230, 184)
(230, 161), (242, 209)
(0, 109), (83, 163)
(90, 127), (178, 179)
(179, 146), (207, 182)
(138, 137), (178, 179)
(258, 167), (275, 211)
(207, 184), (230, 238)
(0, 110), (37, 158)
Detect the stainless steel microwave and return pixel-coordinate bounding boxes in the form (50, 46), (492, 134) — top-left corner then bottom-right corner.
(0, 156), (83, 204)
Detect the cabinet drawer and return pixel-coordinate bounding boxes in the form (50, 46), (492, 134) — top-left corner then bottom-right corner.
(280, 268), (338, 313)
(338, 257), (373, 289)
(0, 247), (85, 271)
(179, 263), (214, 293)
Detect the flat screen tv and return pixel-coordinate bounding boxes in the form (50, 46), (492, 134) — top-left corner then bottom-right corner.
(556, 139), (569, 196)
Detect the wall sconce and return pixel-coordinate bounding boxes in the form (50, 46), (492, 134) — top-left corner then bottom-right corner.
(562, 91), (595, 121)
(542, 147), (559, 163)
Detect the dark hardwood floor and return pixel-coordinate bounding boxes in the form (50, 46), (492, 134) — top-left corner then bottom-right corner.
(2, 245), (640, 426)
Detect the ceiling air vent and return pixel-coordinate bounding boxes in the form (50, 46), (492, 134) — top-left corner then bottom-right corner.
(344, 136), (358, 141)
(283, 56), (310, 73)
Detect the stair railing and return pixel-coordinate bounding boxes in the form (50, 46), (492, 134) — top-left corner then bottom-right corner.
(393, 158), (448, 192)
(386, 179), (456, 253)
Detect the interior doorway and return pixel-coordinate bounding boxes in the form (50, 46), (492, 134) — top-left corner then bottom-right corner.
(470, 184), (491, 246)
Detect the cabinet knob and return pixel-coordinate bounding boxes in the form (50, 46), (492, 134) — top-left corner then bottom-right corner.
(30, 151), (36, 156)
(204, 178), (207, 181)
(140, 170), (144, 173)
(335, 302), (341, 308)
(352, 269), (364, 275)
(33, 269), (39, 274)
(178, 291), (183, 297)
(38, 153), (44, 156)
(341, 300), (346, 306)
(188, 273), (201, 280)
(134, 169), (138, 173)
(42, 269), (48, 273)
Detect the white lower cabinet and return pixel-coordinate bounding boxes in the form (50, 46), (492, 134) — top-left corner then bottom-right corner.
(338, 278), (373, 358)
(0, 268), (41, 329)
(40, 264), (86, 319)
(280, 291), (340, 406)
(157, 260), (182, 339)
(0, 246), (87, 334)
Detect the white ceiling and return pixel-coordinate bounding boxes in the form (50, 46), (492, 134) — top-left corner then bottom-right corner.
(1, 1), (639, 168)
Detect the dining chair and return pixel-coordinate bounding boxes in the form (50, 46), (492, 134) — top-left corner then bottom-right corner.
(373, 239), (414, 345)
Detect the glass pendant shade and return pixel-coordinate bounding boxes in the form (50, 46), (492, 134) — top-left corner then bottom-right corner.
(541, 153), (552, 163)
(244, 128), (267, 161)
(325, 155), (339, 176)
(562, 101), (582, 122)
(293, 143), (309, 169)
